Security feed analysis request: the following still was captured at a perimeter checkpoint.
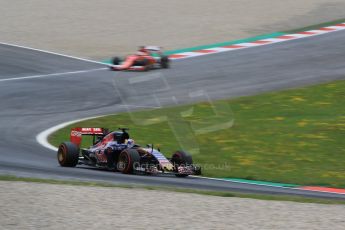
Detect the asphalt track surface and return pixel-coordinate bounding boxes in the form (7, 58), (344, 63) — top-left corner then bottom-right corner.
(1, 30), (345, 200)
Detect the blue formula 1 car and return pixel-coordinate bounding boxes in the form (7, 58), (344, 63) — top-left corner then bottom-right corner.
(57, 127), (201, 177)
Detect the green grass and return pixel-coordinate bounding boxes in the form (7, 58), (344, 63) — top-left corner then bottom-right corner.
(49, 80), (345, 188)
(1, 175), (344, 205)
(283, 18), (345, 34)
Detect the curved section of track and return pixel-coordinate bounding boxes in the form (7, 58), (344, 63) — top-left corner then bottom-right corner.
(1, 30), (345, 199)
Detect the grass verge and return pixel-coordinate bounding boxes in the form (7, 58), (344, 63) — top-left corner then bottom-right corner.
(1, 175), (344, 205)
(49, 80), (345, 188)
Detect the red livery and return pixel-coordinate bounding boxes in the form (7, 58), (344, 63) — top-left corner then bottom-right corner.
(110, 46), (170, 71)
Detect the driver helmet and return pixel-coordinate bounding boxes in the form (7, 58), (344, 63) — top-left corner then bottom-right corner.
(126, 138), (135, 148)
(137, 46), (150, 56)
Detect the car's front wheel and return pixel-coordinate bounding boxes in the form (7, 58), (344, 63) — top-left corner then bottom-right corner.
(171, 151), (193, 177)
(160, 56), (170, 68)
(117, 149), (140, 174)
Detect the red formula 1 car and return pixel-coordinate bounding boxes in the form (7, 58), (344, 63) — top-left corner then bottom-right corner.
(110, 46), (170, 71)
(57, 127), (201, 177)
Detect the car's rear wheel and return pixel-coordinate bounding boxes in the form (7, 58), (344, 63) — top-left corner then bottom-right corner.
(171, 151), (192, 177)
(160, 56), (170, 68)
(142, 59), (151, 71)
(117, 149), (140, 174)
(57, 142), (79, 167)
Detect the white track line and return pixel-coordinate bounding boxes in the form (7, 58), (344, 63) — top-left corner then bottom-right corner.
(36, 103), (162, 152)
(0, 68), (107, 82)
(190, 176), (289, 188)
(0, 42), (110, 66)
(191, 176), (345, 195)
(36, 115), (111, 151)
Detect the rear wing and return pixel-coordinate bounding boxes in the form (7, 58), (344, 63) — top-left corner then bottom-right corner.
(70, 127), (108, 147)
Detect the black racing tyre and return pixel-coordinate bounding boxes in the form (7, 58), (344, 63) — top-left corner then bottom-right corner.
(160, 56), (170, 68)
(171, 151), (193, 177)
(117, 149), (141, 174)
(112, 57), (121, 65)
(142, 59), (151, 71)
(57, 142), (79, 167)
